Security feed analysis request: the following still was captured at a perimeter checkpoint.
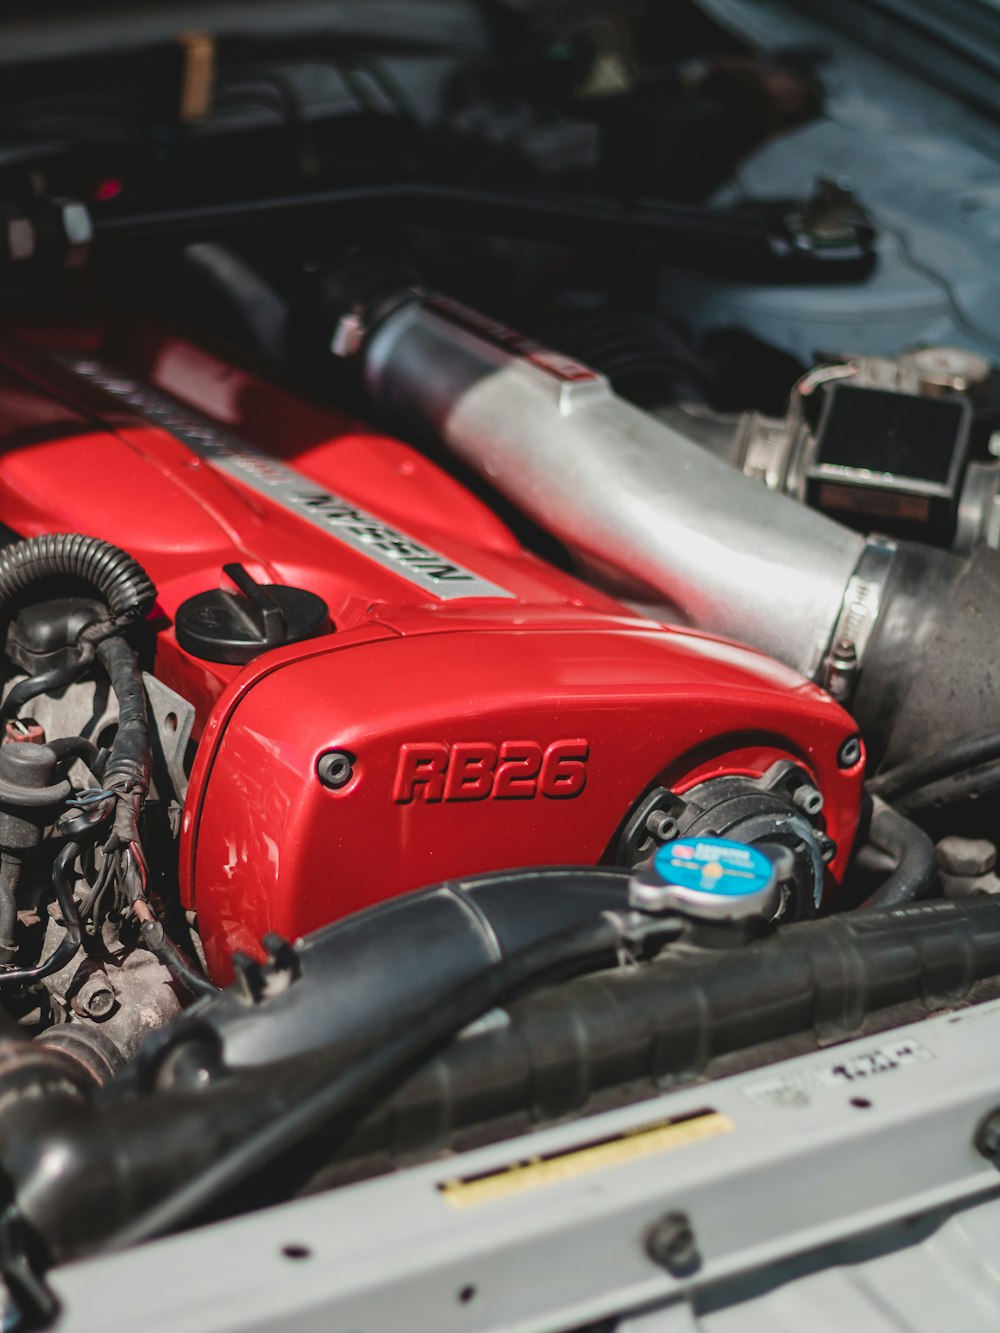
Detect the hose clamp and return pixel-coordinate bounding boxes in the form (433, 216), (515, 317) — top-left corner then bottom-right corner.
(823, 536), (897, 703)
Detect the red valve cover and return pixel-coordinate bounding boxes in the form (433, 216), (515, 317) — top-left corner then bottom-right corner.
(0, 325), (863, 981)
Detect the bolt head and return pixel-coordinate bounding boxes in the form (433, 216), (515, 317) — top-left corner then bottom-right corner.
(645, 1212), (702, 1277)
(937, 836), (997, 878)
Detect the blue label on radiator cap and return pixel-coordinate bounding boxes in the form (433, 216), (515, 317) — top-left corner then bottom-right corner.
(653, 837), (774, 897)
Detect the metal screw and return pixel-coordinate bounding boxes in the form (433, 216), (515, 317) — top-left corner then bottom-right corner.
(837, 736), (862, 769)
(645, 1211), (702, 1277)
(317, 750), (354, 789)
(975, 1108), (1000, 1161)
(824, 638), (858, 703)
(71, 972), (117, 1021)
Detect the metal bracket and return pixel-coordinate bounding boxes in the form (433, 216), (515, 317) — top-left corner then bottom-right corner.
(142, 674), (195, 803)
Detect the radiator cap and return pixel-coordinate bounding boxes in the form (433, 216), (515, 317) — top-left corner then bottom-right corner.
(629, 836), (780, 921)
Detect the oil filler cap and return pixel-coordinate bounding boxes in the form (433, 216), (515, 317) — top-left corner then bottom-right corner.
(176, 563), (329, 665)
(629, 836), (780, 921)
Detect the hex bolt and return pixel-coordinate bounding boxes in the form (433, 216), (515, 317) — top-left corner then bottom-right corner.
(71, 972), (117, 1021)
(824, 638), (858, 703)
(975, 1107), (1000, 1161)
(837, 736), (862, 769)
(937, 836), (997, 878)
(645, 1211), (702, 1277)
(317, 750), (354, 790)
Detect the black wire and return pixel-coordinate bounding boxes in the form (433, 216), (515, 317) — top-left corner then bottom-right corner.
(78, 848), (118, 924)
(116, 847), (217, 999)
(92, 181), (786, 256)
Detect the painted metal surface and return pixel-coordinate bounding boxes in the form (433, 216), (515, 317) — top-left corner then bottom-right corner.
(0, 328), (862, 979)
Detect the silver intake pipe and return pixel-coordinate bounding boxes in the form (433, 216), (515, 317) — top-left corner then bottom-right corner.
(365, 294), (870, 681)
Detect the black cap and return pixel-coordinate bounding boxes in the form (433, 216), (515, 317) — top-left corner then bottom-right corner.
(176, 564), (329, 665)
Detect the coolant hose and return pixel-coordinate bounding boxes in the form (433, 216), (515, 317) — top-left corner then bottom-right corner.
(0, 534), (156, 720)
(862, 801), (938, 909)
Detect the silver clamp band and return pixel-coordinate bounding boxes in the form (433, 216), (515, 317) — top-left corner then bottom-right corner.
(823, 536), (897, 702)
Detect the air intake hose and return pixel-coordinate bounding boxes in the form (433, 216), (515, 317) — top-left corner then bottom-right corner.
(335, 284), (1000, 771)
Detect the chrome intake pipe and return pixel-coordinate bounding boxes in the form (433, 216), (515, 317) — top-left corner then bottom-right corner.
(364, 293), (872, 683)
(347, 288), (1000, 775)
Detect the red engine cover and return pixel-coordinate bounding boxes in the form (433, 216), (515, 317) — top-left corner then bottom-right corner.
(0, 326), (863, 980)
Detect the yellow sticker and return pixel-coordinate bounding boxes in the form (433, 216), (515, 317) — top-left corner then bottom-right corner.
(439, 1109), (733, 1208)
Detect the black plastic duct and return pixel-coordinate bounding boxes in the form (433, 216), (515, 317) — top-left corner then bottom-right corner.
(1, 871), (1000, 1262)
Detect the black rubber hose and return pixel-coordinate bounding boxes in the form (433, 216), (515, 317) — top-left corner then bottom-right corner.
(94, 183), (783, 250)
(894, 763), (1000, 815)
(2, 660), (94, 721)
(0, 842), (82, 988)
(870, 730), (1000, 805)
(10, 892), (1000, 1263)
(0, 534), (155, 624)
(862, 803), (938, 909)
(0, 535), (156, 720)
(106, 910), (676, 1249)
(139, 922), (219, 1001)
(190, 866), (637, 1069)
(91, 183), (875, 281)
(0, 854), (20, 963)
(47, 736), (101, 764)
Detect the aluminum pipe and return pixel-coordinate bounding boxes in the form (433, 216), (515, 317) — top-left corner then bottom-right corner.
(365, 294), (867, 680)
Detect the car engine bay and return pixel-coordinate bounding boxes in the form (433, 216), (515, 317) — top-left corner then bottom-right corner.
(0, 0), (999, 1327)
